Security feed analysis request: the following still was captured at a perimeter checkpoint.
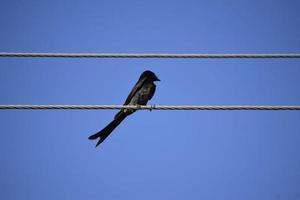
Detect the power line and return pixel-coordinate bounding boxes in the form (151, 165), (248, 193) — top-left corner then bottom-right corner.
(1, 52), (300, 59)
(0, 105), (299, 110)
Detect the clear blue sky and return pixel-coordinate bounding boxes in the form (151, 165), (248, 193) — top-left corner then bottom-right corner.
(0, 1), (300, 199)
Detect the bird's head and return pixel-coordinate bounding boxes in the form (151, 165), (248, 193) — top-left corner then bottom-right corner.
(140, 70), (160, 82)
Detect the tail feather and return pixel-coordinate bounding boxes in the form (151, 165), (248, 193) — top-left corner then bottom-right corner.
(88, 112), (128, 147)
(88, 133), (99, 140)
(114, 109), (124, 119)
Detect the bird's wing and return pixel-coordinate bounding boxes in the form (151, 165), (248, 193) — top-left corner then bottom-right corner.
(123, 76), (148, 105)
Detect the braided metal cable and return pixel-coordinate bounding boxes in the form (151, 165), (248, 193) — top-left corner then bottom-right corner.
(0, 105), (300, 110)
(1, 53), (300, 59)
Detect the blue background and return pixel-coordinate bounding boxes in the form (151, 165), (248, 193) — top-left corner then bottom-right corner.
(0, 0), (300, 199)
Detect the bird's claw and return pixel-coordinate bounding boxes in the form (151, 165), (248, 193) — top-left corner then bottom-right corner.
(149, 105), (156, 112)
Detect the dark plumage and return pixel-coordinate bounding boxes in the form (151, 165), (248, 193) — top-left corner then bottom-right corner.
(88, 70), (160, 147)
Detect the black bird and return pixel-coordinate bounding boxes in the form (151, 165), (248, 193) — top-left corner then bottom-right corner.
(88, 70), (160, 147)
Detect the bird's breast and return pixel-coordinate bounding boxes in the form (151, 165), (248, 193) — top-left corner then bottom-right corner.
(129, 82), (154, 105)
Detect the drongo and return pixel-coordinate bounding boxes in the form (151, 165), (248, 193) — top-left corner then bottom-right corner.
(88, 70), (160, 147)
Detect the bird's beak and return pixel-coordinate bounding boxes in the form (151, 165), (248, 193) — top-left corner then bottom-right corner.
(155, 77), (161, 81)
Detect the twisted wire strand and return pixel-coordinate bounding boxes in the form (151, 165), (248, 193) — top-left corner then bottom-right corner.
(0, 105), (299, 110)
(1, 53), (300, 59)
